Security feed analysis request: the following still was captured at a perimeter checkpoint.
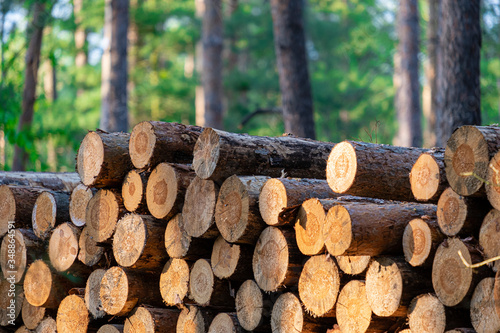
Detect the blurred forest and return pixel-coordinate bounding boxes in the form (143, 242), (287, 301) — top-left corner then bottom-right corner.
(0, 0), (499, 171)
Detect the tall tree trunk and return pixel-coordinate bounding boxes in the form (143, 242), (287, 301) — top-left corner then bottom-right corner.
(74, 0), (87, 68)
(194, 0), (204, 127)
(270, 0), (315, 139)
(435, 0), (481, 147)
(100, 0), (112, 126)
(12, 2), (46, 171)
(394, 0), (421, 147)
(202, 0), (224, 129)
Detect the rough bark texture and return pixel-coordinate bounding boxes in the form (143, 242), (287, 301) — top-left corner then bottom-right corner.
(124, 306), (180, 333)
(407, 293), (446, 333)
(159, 258), (190, 306)
(55, 295), (89, 333)
(479, 209), (500, 273)
(121, 169), (149, 214)
(32, 191), (71, 240)
(410, 149), (447, 203)
(211, 236), (253, 281)
(470, 277), (500, 333)
(0, 185), (44, 237)
(402, 218), (444, 267)
(270, 0), (315, 139)
(0, 171), (80, 191)
(435, 0), (481, 147)
(69, 184), (95, 227)
(235, 280), (272, 332)
(0, 276), (23, 326)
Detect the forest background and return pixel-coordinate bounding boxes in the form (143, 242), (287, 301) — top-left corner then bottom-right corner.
(0, 0), (499, 171)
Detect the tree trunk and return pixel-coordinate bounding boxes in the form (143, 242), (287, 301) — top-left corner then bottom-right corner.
(235, 280), (272, 332)
(394, 0), (421, 147)
(435, 0), (481, 147)
(407, 294), (446, 333)
(270, 0), (315, 139)
(470, 277), (500, 333)
(55, 295), (89, 333)
(0, 171), (80, 191)
(12, 2), (46, 171)
(74, 0), (87, 68)
(410, 149), (446, 202)
(402, 217), (444, 267)
(124, 306), (180, 333)
(100, 0), (112, 121)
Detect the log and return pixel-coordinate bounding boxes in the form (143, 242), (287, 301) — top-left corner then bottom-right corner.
(189, 259), (234, 307)
(99, 266), (162, 316)
(0, 171), (80, 192)
(298, 254), (340, 317)
(365, 257), (432, 317)
(69, 184), (95, 227)
(22, 298), (46, 330)
(164, 214), (212, 260)
(409, 149), (447, 202)
(84, 269), (106, 319)
(0, 185), (44, 236)
(113, 214), (167, 272)
(208, 313), (243, 333)
(124, 306), (180, 333)
(407, 293), (446, 333)
(446, 330), (476, 333)
(77, 130), (132, 188)
(0, 276), (23, 326)
(486, 150), (500, 212)
(32, 191), (70, 240)
(402, 218), (445, 267)
(49, 223), (89, 276)
(215, 175), (268, 244)
(479, 209), (500, 272)
(97, 325), (124, 333)
(146, 163), (194, 220)
(55, 295), (89, 333)
(495, 269), (500, 321)
(235, 280), (271, 332)
(121, 169), (149, 214)
(324, 201), (436, 256)
(86, 189), (125, 243)
(259, 177), (335, 226)
(326, 140), (429, 201)
(470, 277), (500, 333)
(192, 127), (335, 182)
(15, 326), (31, 333)
(78, 226), (104, 267)
(295, 198), (327, 256)
(335, 255), (371, 275)
(437, 187), (489, 236)
(444, 125), (500, 196)
(181, 176), (219, 238)
(176, 305), (211, 333)
(252, 226), (305, 292)
(129, 121), (203, 169)
(211, 236), (253, 281)
(336, 280), (372, 333)
(35, 317), (57, 332)
(159, 258), (190, 306)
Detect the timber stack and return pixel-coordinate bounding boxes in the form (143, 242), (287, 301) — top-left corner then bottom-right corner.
(0, 122), (499, 333)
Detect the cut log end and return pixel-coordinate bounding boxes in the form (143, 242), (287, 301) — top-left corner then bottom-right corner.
(56, 295), (89, 333)
(176, 305), (205, 333)
(86, 189), (120, 243)
(479, 209), (500, 272)
(326, 141), (357, 194)
(192, 127), (220, 180)
(22, 298), (45, 330)
(122, 170), (145, 213)
(324, 205), (352, 256)
(99, 266), (134, 316)
(1, 229), (27, 283)
(23, 260), (52, 307)
(77, 131), (105, 186)
(0, 185), (16, 235)
(437, 188), (467, 236)
(129, 121), (156, 169)
(407, 294), (446, 333)
(486, 150), (500, 211)
(211, 236), (240, 279)
(259, 178), (287, 226)
(236, 280), (264, 331)
(271, 293), (303, 333)
(336, 280), (371, 333)
(159, 258), (189, 306)
(32, 192), (57, 239)
(365, 257), (403, 317)
(208, 313), (240, 333)
(69, 184), (93, 227)
(164, 214), (191, 258)
(124, 307), (179, 333)
(49, 222), (80, 272)
(36, 317), (57, 333)
(403, 218), (433, 267)
(335, 255), (371, 275)
(85, 269), (106, 319)
(113, 214), (147, 268)
(189, 259), (214, 306)
(98, 324), (124, 333)
(410, 153), (442, 201)
(78, 226), (104, 267)
(470, 277), (500, 333)
(182, 177), (218, 238)
(295, 198), (326, 256)
(146, 163), (179, 219)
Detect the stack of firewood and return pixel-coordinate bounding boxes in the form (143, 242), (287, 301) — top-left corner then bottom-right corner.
(1, 121), (500, 333)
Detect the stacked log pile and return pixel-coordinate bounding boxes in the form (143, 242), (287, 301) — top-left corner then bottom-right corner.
(0, 122), (499, 333)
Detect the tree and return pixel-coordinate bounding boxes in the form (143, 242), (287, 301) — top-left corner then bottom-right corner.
(435, 0), (481, 146)
(270, 0), (315, 139)
(393, 0), (421, 147)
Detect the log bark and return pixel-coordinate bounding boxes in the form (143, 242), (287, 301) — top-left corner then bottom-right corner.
(324, 200), (436, 256)
(259, 177), (335, 226)
(295, 198), (327, 255)
(252, 226), (304, 292)
(164, 213), (212, 260)
(189, 259), (234, 307)
(437, 187), (489, 237)
(0, 171), (80, 192)
(208, 313), (243, 333)
(22, 298), (46, 330)
(235, 280), (271, 332)
(86, 189), (126, 243)
(444, 126), (500, 196)
(69, 184), (95, 227)
(0, 185), (44, 237)
(215, 175), (268, 244)
(35, 317), (57, 332)
(159, 258), (190, 306)
(410, 149), (447, 202)
(181, 176), (219, 238)
(129, 121), (203, 170)
(78, 226), (105, 267)
(146, 163), (194, 220)
(112, 214), (167, 273)
(335, 255), (371, 275)
(0, 276), (23, 326)
(192, 128), (334, 182)
(55, 295), (89, 333)
(121, 169), (149, 214)
(407, 293), (446, 333)
(76, 130), (132, 188)
(402, 218), (445, 267)
(124, 306), (180, 333)
(479, 209), (500, 273)
(298, 254), (340, 317)
(49, 223), (89, 275)
(211, 236), (253, 281)
(85, 269), (106, 320)
(470, 277), (500, 333)
(98, 324), (124, 333)
(32, 191), (70, 240)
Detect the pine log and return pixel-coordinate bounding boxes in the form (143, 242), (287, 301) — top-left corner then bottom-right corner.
(85, 269), (106, 319)
(470, 277), (500, 333)
(0, 276), (23, 326)
(146, 163), (194, 220)
(446, 330), (476, 333)
(366, 257), (432, 317)
(1, 228), (43, 283)
(32, 191), (70, 240)
(208, 313), (243, 333)
(86, 189), (126, 243)
(49, 223), (90, 276)
(159, 258), (190, 306)
(407, 293), (446, 333)
(336, 280), (372, 333)
(22, 298), (46, 330)
(479, 209), (500, 272)
(189, 259), (234, 307)
(98, 324), (124, 333)
(35, 316), (57, 332)
(77, 130), (132, 188)
(192, 127), (335, 182)
(0, 171), (80, 192)
(215, 175), (268, 244)
(164, 214), (212, 260)
(252, 226), (305, 292)
(15, 325), (31, 333)
(211, 236), (253, 281)
(69, 184), (95, 227)
(495, 269), (500, 321)
(437, 187), (489, 236)
(129, 121), (203, 170)
(259, 177), (335, 226)
(402, 218), (445, 267)
(112, 214), (167, 272)
(444, 125), (500, 196)
(235, 280), (271, 332)
(99, 266), (162, 316)
(0, 185), (44, 237)
(121, 169), (149, 214)
(324, 201), (436, 256)
(78, 226), (104, 267)
(326, 141), (430, 201)
(298, 254), (340, 317)
(335, 255), (371, 275)
(486, 150), (500, 211)
(55, 295), (89, 333)
(295, 198), (327, 255)
(176, 305), (212, 333)
(410, 149), (447, 202)
(124, 306), (180, 333)
(181, 176), (219, 238)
